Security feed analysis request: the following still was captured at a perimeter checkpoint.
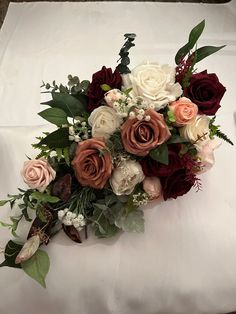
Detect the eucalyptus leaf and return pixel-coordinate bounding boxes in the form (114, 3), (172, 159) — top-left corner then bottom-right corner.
(149, 143), (169, 165)
(39, 127), (70, 149)
(194, 45), (226, 63)
(38, 108), (68, 126)
(0, 240), (23, 268)
(21, 249), (50, 288)
(175, 20), (205, 64)
(115, 210), (144, 233)
(31, 192), (60, 204)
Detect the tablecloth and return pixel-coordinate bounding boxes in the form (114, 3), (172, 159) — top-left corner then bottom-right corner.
(0, 2), (236, 314)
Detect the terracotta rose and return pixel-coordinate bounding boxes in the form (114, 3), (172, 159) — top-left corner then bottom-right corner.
(121, 109), (171, 156)
(72, 138), (112, 189)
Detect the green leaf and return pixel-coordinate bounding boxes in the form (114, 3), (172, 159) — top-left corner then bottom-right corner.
(21, 249), (50, 288)
(0, 240), (23, 268)
(115, 210), (144, 233)
(63, 147), (70, 166)
(168, 134), (188, 144)
(100, 84), (111, 92)
(194, 45), (226, 63)
(0, 200), (8, 206)
(31, 192), (60, 204)
(51, 92), (86, 117)
(149, 143), (169, 165)
(38, 108), (68, 126)
(175, 19), (205, 64)
(39, 127), (70, 149)
(167, 110), (176, 123)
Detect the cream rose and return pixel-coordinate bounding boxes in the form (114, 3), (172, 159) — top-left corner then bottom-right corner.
(88, 106), (122, 140)
(122, 61), (182, 110)
(195, 139), (221, 173)
(143, 177), (162, 200)
(110, 160), (144, 195)
(179, 115), (210, 143)
(21, 158), (56, 192)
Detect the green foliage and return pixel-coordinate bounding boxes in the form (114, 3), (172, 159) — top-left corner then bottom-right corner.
(167, 110), (176, 124)
(106, 131), (124, 154)
(0, 200), (8, 206)
(115, 210), (144, 233)
(0, 240), (23, 268)
(51, 92), (86, 117)
(194, 45), (226, 63)
(100, 84), (111, 92)
(175, 20), (205, 64)
(117, 33), (136, 74)
(209, 116), (233, 145)
(38, 108), (68, 126)
(39, 128), (70, 149)
(31, 192), (60, 204)
(150, 143), (169, 165)
(21, 249), (50, 288)
(167, 134), (189, 144)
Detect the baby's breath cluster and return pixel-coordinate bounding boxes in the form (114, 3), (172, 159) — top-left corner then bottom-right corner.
(129, 108), (151, 121)
(69, 120), (91, 142)
(58, 208), (86, 230)
(132, 192), (150, 206)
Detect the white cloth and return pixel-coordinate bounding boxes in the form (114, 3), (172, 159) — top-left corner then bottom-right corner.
(0, 2), (236, 314)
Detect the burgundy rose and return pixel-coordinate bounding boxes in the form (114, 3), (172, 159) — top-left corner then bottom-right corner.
(184, 70), (226, 115)
(140, 145), (182, 177)
(161, 169), (196, 200)
(87, 66), (122, 112)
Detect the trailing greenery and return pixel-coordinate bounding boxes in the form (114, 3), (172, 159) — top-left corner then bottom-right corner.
(209, 116), (233, 145)
(116, 33), (136, 74)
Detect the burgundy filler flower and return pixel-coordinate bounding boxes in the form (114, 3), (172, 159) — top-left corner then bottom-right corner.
(184, 70), (226, 115)
(87, 66), (122, 112)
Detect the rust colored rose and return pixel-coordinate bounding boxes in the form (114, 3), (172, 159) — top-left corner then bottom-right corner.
(72, 138), (112, 189)
(121, 109), (171, 156)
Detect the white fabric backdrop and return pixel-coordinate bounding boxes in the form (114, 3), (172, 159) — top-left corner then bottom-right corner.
(0, 2), (236, 314)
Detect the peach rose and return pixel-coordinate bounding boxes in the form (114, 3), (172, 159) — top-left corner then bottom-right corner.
(72, 138), (112, 189)
(121, 109), (171, 156)
(143, 177), (162, 200)
(21, 158), (56, 192)
(169, 97), (198, 126)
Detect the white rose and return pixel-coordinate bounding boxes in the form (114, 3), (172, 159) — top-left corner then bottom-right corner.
(110, 160), (145, 195)
(88, 106), (122, 140)
(179, 115), (210, 143)
(122, 61), (182, 111)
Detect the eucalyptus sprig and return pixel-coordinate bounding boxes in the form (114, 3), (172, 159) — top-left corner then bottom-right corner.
(116, 33), (136, 74)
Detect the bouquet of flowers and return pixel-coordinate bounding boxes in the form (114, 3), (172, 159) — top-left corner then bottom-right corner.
(0, 20), (233, 287)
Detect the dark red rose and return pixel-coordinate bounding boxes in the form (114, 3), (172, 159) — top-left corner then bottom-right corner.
(140, 145), (182, 177)
(87, 66), (122, 112)
(184, 70), (226, 115)
(161, 169), (196, 200)
(52, 174), (72, 202)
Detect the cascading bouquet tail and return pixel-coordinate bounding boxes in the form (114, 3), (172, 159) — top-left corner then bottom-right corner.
(0, 20), (233, 287)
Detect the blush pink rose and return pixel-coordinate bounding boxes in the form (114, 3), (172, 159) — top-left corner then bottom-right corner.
(196, 139), (221, 173)
(143, 177), (162, 200)
(72, 138), (112, 189)
(169, 97), (198, 126)
(121, 109), (171, 156)
(21, 159), (56, 192)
